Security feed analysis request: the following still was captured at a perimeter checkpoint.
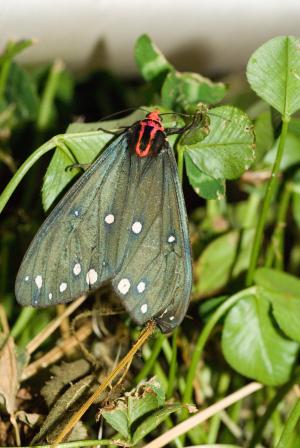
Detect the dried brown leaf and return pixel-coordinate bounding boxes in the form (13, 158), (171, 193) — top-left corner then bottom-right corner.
(41, 359), (90, 407)
(0, 334), (18, 416)
(31, 374), (98, 444)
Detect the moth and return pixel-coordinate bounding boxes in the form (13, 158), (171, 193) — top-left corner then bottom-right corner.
(15, 111), (193, 333)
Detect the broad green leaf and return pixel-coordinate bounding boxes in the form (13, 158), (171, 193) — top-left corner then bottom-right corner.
(288, 117), (300, 137)
(128, 378), (165, 426)
(102, 377), (165, 442)
(185, 106), (255, 180)
(247, 36), (300, 116)
(6, 62), (39, 120)
(102, 401), (129, 440)
(222, 292), (298, 385)
(255, 267), (300, 342)
(42, 131), (112, 211)
(254, 267), (300, 296)
(42, 143), (79, 211)
(194, 229), (254, 297)
(135, 34), (172, 82)
(185, 153), (225, 199)
(132, 404), (182, 444)
(161, 70), (227, 110)
(254, 110), (274, 163)
(264, 132), (300, 170)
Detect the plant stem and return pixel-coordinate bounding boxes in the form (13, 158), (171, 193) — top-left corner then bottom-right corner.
(246, 117), (290, 286)
(249, 369), (300, 448)
(0, 42), (13, 101)
(207, 372), (231, 443)
(10, 308), (37, 339)
(135, 333), (164, 384)
(0, 139), (56, 214)
(37, 60), (64, 131)
(276, 398), (300, 448)
(265, 182), (292, 269)
(183, 287), (256, 405)
(167, 327), (178, 399)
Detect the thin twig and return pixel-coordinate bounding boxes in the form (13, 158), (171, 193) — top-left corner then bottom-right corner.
(26, 295), (87, 355)
(22, 323), (92, 381)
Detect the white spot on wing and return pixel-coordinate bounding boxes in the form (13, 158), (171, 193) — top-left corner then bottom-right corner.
(74, 210), (79, 216)
(73, 263), (81, 275)
(132, 221), (142, 234)
(117, 278), (131, 294)
(168, 235), (176, 243)
(169, 316), (175, 321)
(25, 276), (29, 281)
(137, 281), (146, 293)
(59, 282), (67, 292)
(86, 269), (98, 285)
(141, 304), (148, 314)
(49, 293), (53, 300)
(105, 214), (115, 224)
(35, 275), (42, 289)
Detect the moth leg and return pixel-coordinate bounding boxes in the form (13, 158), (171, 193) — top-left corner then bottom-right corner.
(97, 126), (130, 134)
(165, 114), (203, 136)
(65, 163), (91, 172)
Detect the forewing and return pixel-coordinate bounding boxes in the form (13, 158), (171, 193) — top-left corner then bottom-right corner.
(111, 145), (192, 333)
(15, 134), (132, 307)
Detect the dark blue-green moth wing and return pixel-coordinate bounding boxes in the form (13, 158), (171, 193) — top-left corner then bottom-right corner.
(15, 134), (128, 307)
(15, 113), (192, 333)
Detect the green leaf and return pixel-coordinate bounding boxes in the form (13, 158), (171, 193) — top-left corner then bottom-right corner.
(254, 267), (300, 296)
(194, 229), (254, 297)
(127, 378), (165, 426)
(132, 404), (182, 444)
(0, 39), (34, 65)
(185, 153), (225, 199)
(102, 401), (129, 440)
(247, 36), (300, 116)
(102, 377), (166, 442)
(222, 291), (298, 385)
(254, 267), (300, 343)
(184, 106), (255, 180)
(6, 63), (39, 120)
(253, 110), (274, 163)
(42, 131), (112, 211)
(161, 70), (227, 110)
(264, 132), (300, 170)
(288, 117), (300, 137)
(135, 34), (172, 82)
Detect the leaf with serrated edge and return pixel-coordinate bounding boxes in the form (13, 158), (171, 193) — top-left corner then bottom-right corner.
(185, 106), (254, 180)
